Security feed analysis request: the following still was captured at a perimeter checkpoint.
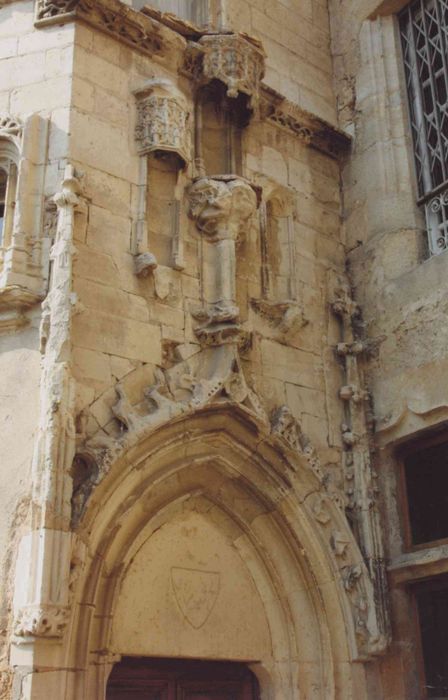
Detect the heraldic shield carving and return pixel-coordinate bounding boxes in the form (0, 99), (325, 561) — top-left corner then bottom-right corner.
(171, 567), (220, 629)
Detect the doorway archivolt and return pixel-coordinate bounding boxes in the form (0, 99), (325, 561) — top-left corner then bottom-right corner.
(66, 405), (377, 699)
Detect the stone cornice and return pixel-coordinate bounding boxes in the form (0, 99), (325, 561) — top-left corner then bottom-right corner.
(260, 84), (352, 159)
(34, 0), (164, 57)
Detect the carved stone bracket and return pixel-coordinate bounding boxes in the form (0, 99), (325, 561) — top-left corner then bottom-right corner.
(185, 33), (265, 110)
(250, 298), (308, 343)
(134, 79), (191, 165)
(14, 604), (70, 639)
(35, 0), (163, 57)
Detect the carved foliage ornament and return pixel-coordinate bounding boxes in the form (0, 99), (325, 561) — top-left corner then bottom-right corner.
(35, 0), (163, 58)
(0, 114), (22, 144)
(192, 33), (265, 109)
(14, 604), (70, 639)
(134, 80), (191, 165)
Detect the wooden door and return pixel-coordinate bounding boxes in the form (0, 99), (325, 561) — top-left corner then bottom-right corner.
(106, 657), (259, 700)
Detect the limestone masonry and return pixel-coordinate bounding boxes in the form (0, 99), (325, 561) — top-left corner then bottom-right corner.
(0, 0), (446, 696)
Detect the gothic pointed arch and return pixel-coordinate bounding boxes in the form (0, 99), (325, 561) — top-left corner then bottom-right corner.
(63, 388), (387, 699)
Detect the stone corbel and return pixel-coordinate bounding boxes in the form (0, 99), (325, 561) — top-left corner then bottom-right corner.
(184, 33), (265, 111)
(0, 114), (49, 332)
(250, 298), (307, 342)
(187, 175), (259, 345)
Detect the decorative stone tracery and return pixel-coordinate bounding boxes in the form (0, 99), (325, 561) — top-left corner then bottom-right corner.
(134, 79), (191, 165)
(185, 33), (265, 111)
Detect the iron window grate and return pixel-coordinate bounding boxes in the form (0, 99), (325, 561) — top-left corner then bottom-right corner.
(400, 0), (448, 254)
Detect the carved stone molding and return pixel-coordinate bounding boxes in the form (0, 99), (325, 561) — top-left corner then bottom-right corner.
(188, 175), (258, 345)
(260, 84), (351, 158)
(328, 271), (390, 650)
(134, 79), (191, 165)
(35, 0), (163, 58)
(81, 372), (387, 659)
(185, 33), (265, 109)
(270, 405), (324, 482)
(250, 299), (308, 343)
(14, 604), (70, 639)
(0, 114), (22, 144)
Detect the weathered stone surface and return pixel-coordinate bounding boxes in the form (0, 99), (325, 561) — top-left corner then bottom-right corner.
(0, 0), (434, 695)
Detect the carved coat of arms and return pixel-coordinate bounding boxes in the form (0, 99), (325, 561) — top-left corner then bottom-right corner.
(171, 567), (220, 629)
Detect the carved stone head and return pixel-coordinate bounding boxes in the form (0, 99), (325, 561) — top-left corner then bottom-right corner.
(188, 176), (257, 240)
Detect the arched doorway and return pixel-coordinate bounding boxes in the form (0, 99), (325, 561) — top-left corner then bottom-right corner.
(106, 657), (260, 699)
(65, 406), (380, 698)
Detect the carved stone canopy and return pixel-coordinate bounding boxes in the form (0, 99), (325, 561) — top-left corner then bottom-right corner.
(134, 79), (191, 166)
(188, 33), (265, 111)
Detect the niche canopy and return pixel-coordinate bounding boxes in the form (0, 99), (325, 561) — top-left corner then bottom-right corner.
(189, 33), (266, 112)
(134, 78), (191, 167)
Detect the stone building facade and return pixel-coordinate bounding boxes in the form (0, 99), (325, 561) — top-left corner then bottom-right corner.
(0, 0), (447, 697)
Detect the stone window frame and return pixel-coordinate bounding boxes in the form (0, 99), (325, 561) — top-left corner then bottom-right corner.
(388, 429), (448, 695)
(135, 0), (218, 28)
(398, 0), (448, 256)
(395, 430), (448, 553)
(0, 136), (19, 257)
(0, 113), (49, 332)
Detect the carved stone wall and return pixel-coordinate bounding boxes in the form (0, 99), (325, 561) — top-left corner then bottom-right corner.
(0, 0), (415, 697)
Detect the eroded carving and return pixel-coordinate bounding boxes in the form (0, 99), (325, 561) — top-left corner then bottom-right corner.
(35, 0), (163, 58)
(0, 114), (22, 143)
(14, 604), (70, 639)
(188, 175), (258, 345)
(251, 298), (307, 342)
(329, 273), (390, 649)
(260, 87), (351, 158)
(171, 567), (220, 629)
(188, 33), (265, 110)
(110, 345), (267, 436)
(271, 405), (324, 481)
(134, 80), (191, 165)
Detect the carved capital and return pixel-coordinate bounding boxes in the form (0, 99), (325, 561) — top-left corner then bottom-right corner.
(134, 80), (191, 165)
(188, 175), (258, 241)
(14, 604), (70, 639)
(189, 33), (265, 109)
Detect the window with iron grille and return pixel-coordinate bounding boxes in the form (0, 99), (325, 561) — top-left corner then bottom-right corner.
(132, 0), (210, 25)
(399, 0), (448, 255)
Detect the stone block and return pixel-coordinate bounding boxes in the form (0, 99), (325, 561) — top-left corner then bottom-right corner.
(10, 76), (72, 113)
(73, 309), (162, 363)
